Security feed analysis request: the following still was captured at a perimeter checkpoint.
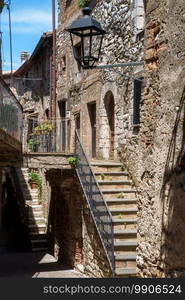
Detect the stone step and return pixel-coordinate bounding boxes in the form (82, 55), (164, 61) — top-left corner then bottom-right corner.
(114, 240), (138, 249)
(26, 199), (40, 203)
(31, 239), (47, 243)
(28, 224), (46, 229)
(102, 189), (136, 199)
(115, 253), (137, 261)
(25, 197), (40, 202)
(32, 247), (48, 252)
(115, 268), (138, 277)
(113, 218), (137, 224)
(28, 211), (44, 217)
(91, 162), (123, 173)
(105, 198), (137, 203)
(28, 216), (45, 221)
(114, 229), (137, 236)
(30, 233), (47, 239)
(98, 180), (131, 185)
(102, 189), (136, 194)
(30, 230), (45, 234)
(115, 254), (137, 269)
(25, 200), (40, 205)
(98, 181), (132, 189)
(94, 171), (128, 176)
(94, 172), (129, 180)
(26, 206), (43, 212)
(28, 219), (46, 225)
(91, 161), (122, 167)
(110, 208), (137, 214)
(23, 189), (39, 195)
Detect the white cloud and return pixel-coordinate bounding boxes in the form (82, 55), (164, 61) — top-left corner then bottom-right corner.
(12, 9), (52, 27)
(2, 9), (52, 34)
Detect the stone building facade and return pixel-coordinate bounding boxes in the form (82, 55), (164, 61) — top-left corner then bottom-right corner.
(56, 0), (145, 157)
(3, 32), (53, 152)
(57, 0), (185, 277)
(127, 0), (185, 277)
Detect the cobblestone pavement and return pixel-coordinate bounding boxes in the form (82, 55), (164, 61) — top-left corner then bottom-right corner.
(0, 249), (86, 278)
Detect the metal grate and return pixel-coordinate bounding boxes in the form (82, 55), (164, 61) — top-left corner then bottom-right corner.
(75, 129), (115, 274)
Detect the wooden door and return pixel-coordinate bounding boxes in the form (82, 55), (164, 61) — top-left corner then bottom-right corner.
(108, 98), (114, 160)
(58, 101), (66, 152)
(75, 113), (80, 136)
(88, 103), (96, 158)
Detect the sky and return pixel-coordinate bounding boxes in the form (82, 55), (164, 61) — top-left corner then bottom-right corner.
(0, 0), (56, 72)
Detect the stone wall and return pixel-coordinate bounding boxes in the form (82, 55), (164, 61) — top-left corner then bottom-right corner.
(121, 0), (185, 277)
(46, 169), (112, 277)
(7, 33), (52, 153)
(82, 199), (112, 277)
(57, 0), (145, 159)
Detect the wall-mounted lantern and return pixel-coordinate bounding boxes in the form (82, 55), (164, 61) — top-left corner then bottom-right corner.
(66, 7), (106, 69)
(66, 7), (144, 72)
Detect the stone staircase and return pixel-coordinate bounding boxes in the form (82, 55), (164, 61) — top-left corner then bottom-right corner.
(91, 161), (138, 277)
(16, 168), (48, 252)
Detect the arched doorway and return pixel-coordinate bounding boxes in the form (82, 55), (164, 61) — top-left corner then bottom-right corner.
(102, 91), (115, 160)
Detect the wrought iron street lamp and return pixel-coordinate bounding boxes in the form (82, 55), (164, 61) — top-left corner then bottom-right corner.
(66, 7), (106, 69)
(66, 7), (144, 71)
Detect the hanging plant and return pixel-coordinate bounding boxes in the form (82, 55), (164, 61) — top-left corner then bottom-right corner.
(33, 122), (53, 135)
(77, 0), (90, 9)
(27, 138), (38, 151)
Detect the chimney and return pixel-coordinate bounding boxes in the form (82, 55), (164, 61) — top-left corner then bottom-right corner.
(20, 51), (30, 63)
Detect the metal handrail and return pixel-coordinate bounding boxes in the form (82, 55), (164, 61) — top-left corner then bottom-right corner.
(75, 129), (115, 275)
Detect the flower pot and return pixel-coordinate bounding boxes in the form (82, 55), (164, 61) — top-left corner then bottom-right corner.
(29, 180), (38, 189)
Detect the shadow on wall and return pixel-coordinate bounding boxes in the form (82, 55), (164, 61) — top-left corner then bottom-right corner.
(0, 171), (31, 253)
(46, 170), (83, 269)
(160, 86), (185, 277)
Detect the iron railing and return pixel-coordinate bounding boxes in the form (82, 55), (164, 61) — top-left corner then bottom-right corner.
(75, 130), (115, 275)
(25, 118), (71, 153)
(27, 132), (56, 153)
(0, 77), (23, 142)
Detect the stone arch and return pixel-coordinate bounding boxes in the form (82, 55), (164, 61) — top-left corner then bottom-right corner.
(99, 83), (120, 160)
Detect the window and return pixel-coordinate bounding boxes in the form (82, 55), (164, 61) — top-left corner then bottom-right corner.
(133, 77), (143, 125)
(27, 117), (38, 136)
(66, 0), (72, 9)
(61, 56), (66, 71)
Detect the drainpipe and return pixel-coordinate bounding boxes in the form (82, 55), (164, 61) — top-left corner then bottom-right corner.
(52, 0), (56, 147)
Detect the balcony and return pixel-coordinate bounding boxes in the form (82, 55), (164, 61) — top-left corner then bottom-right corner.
(0, 77), (23, 166)
(25, 118), (71, 154)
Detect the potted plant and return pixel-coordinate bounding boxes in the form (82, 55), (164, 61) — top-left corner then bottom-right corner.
(33, 122), (53, 136)
(28, 172), (42, 191)
(68, 157), (78, 168)
(27, 138), (38, 152)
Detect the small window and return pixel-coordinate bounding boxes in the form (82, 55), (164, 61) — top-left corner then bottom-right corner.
(61, 56), (66, 71)
(66, 0), (72, 9)
(133, 77), (143, 125)
(45, 109), (50, 120)
(28, 118), (38, 135)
